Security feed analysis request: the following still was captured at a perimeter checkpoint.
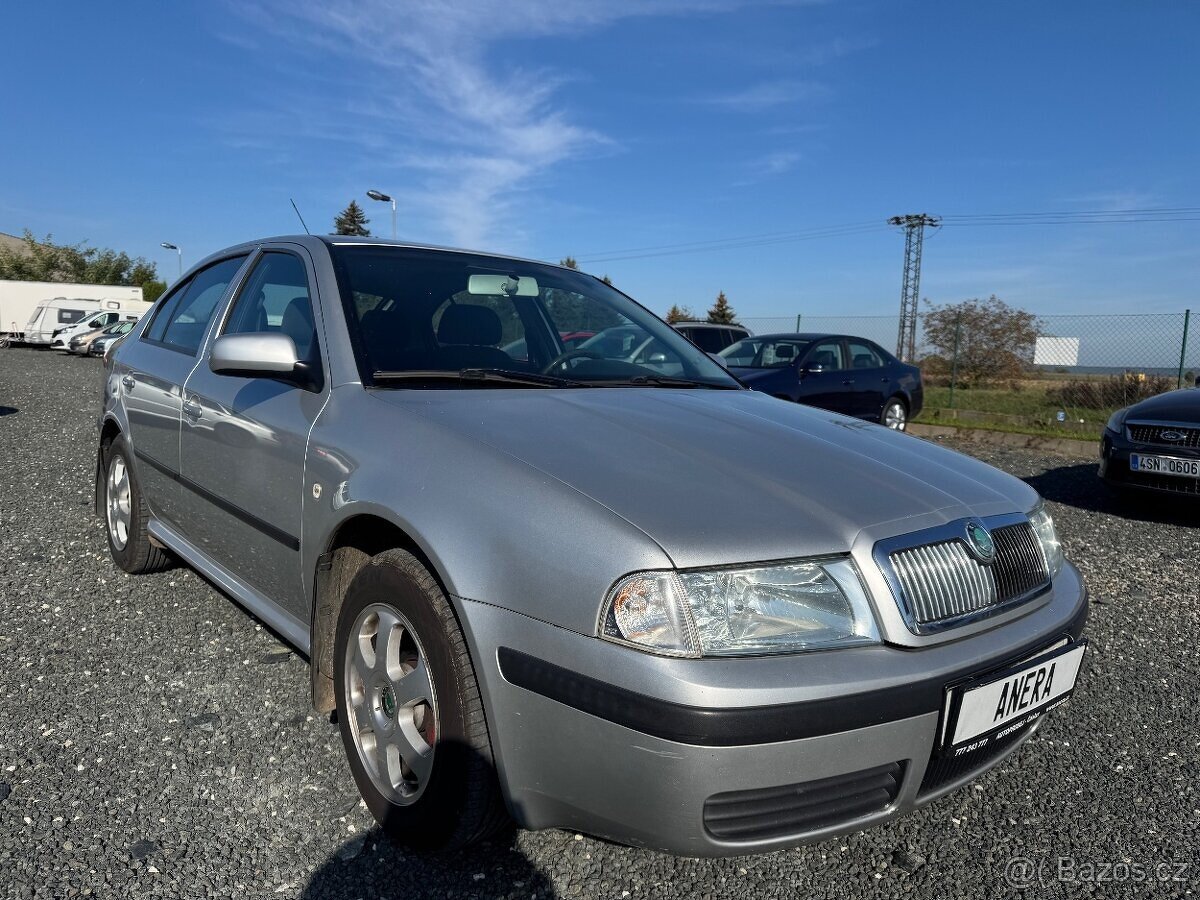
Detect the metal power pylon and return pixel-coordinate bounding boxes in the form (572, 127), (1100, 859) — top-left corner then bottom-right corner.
(888, 213), (940, 362)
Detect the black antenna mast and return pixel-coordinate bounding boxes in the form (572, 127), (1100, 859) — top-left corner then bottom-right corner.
(290, 198), (311, 235)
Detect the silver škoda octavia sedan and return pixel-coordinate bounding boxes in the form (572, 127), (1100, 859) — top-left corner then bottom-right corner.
(96, 236), (1087, 856)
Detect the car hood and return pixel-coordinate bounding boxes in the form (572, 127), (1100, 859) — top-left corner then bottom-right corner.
(1126, 387), (1200, 422)
(374, 388), (1037, 568)
(727, 367), (783, 382)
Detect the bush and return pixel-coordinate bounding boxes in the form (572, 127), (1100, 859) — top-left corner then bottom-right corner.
(1046, 373), (1177, 410)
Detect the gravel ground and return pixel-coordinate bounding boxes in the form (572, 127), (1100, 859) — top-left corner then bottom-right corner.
(1, 346), (1197, 899)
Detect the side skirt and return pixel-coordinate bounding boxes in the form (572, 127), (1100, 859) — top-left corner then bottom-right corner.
(147, 518), (311, 655)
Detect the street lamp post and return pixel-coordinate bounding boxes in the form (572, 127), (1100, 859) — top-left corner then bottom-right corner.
(366, 190), (396, 239)
(160, 242), (182, 280)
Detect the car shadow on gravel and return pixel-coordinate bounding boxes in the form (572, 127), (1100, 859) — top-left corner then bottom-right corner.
(1023, 464), (1199, 525)
(301, 829), (553, 899)
(0, 405), (17, 416)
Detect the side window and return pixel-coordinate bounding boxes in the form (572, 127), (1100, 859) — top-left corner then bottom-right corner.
(688, 328), (727, 354)
(145, 279), (194, 343)
(58, 309), (87, 325)
(806, 340), (846, 371)
(157, 255), (248, 354)
(847, 340), (884, 370)
(223, 252), (318, 360)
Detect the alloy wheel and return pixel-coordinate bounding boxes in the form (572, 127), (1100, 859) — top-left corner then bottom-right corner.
(106, 453), (132, 550)
(885, 401), (907, 430)
(343, 603), (439, 805)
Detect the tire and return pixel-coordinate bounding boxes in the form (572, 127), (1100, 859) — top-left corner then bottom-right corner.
(334, 549), (508, 851)
(100, 434), (173, 574)
(881, 397), (908, 431)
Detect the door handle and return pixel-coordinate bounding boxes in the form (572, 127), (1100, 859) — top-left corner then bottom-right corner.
(121, 375), (136, 391)
(842, 379), (855, 386)
(182, 397), (202, 420)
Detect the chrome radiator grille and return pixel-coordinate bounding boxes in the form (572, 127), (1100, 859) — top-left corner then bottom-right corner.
(1128, 422), (1200, 449)
(887, 522), (1049, 627)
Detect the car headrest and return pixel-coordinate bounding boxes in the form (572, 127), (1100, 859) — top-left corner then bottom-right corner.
(437, 304), (502, 346)
(812, 350), (836, 368)
(853, 353), (874, 369)
(774, 344), (796, 360)
(281, 296), (314, 358)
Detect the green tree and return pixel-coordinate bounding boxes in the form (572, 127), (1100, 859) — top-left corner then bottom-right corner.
(665, 304), (694, 324)
(0, 230), (161, 296)
(142, 280), (168, 303)
(922, 295), (1042, 386)
(706, 291), (736, 324)
(559, 256), (579, 269)
(333, 200), (371, 236)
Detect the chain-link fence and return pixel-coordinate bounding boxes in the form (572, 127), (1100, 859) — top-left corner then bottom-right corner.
(738, 310), (1198, 438)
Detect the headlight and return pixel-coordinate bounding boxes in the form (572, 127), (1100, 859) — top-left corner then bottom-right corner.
(1029, 502), (1065, 578)
(1106, 407), (1129, 433)
(599, 558), (880, 657)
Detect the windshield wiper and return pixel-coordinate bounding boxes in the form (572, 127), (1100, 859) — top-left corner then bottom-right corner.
(596, 374), (740, 389)
(372, 368), (585, 388)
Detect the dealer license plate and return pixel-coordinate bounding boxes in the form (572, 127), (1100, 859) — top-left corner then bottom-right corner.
(1130, 453), (1200, 478)
(944, 642), (1086, 754)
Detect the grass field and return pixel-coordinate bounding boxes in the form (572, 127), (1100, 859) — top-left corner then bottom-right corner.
(916, 382), (1116, 437)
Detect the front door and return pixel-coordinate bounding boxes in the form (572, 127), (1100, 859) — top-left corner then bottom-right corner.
(179, 249), (326, 620)
(796, 339), (854, 414)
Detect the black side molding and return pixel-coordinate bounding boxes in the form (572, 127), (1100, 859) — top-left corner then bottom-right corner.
(497, 595), (1087, 747)
(133, 448), (300, 551)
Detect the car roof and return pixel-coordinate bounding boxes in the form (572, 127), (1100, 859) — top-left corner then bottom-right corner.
(187, 234), (594, 279)
(673, 321), (748, 330)
(734, 332), (834, 342)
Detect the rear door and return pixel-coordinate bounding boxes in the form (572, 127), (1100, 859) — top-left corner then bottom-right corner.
(178, 248), (327, 618)
(119, 255), (249, 528)
(845, 339), (890, 419)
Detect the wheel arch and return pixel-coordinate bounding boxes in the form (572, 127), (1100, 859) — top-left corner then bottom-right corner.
(309, 511), (457, 712)
(94, 416), (123, 517)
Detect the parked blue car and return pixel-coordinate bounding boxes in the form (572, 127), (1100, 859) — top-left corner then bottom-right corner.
(719, 332), (923, 430)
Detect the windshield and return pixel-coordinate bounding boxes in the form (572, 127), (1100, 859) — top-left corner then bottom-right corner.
(720, 337), (812, 368)
(329, 246), (740, 389)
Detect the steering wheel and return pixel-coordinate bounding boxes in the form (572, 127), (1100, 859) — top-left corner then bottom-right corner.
(542, 347), (604, 373)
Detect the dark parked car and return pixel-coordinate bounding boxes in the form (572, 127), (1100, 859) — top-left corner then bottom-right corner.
(1100, 386), (1200, 497)
(719, 332), (923, 430)
(673, 321), (751, 353)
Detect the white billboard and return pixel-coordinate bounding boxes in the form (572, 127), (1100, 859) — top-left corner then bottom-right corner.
(1034, 336), (1080, 367)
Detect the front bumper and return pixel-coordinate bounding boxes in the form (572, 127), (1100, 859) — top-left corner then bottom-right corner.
(1100, 427), (1200, 497)
(458, 563), (1088, 856)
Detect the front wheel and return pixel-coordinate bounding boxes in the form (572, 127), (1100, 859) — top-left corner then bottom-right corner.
(334, 549), (508, 851)
(881, 397), (908, 431)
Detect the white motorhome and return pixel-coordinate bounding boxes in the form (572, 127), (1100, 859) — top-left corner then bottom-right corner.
(25, 295), (152, 345)
(0, 280), (144, 340)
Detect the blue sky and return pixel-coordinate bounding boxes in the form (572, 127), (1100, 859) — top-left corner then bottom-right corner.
(3, 0), (1197, 318)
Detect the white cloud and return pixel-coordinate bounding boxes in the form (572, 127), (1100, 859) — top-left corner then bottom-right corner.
(703, 79), (830, 111)
(233, 0), (795, 249)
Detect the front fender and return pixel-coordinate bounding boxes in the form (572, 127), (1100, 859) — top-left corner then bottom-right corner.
(302, 387), (673, 636)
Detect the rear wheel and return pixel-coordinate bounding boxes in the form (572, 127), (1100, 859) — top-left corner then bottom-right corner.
(101, 434), (172, 573)
(882, 397), (908, 431)
(334, 549), (508, 850)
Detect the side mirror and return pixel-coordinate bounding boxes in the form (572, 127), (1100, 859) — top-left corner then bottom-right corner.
(800, 363), (825, 375)
(210, 333), (319, 390)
